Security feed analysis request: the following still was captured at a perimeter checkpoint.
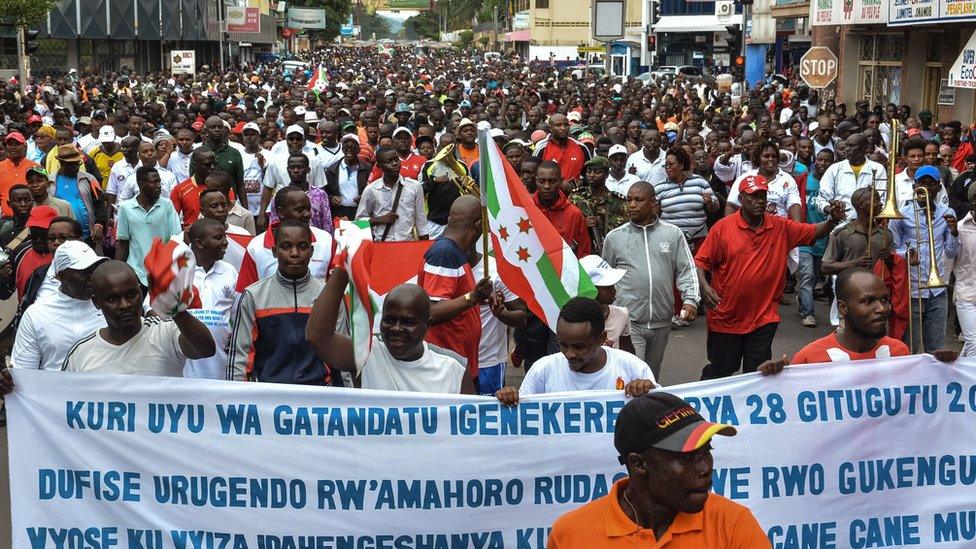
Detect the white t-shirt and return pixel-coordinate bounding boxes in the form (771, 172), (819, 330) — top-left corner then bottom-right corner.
(12, 291), (106, 371)
(62, 316), (187, 377)
(727, 169), (801, 218)
(472, 255), (516, 367)
(184, 261), (239, 379)
(361, 336), (466, 393)
(118, 165), (180, 202)
(240, 148), (269, 217)
(519, 347), (656, 395)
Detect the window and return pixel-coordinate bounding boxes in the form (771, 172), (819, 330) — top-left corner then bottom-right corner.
(535, 0), (549, 9)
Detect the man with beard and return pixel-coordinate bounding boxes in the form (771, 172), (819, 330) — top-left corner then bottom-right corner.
(546, 391), (768, 547)
(791, 268), (910, 363)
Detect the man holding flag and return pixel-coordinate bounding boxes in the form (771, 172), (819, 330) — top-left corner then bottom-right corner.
(418, 195), (494, 384)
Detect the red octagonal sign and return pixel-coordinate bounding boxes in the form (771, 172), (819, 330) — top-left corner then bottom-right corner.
(800, 47), (838, 89)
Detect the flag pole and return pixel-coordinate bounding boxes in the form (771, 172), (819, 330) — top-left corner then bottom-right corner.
(478, 128), (490, 279)
(482, 206), (490, 279)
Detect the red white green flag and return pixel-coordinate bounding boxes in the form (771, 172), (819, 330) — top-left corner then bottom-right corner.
(332, 219), (432, 369)
(307, 64), (328, 93)
(477, 129), (596, 329)
(377, 44), (392, 57)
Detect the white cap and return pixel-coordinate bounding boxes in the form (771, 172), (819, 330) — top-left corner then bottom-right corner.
(53, 241), (106, 274)
(579, 255), (627, 287)
(242, 122), (260, 133)
(285, 124), (305, 137)
(392, 126), (413, 138)
(304, 111), (319, 124)
(608, 144), (629, 157)
(489, 128), (505, 139)
(476, 120), (492, 131)
(98, 126), (117, 143)
(294, 106), (307, 116)
(456, 118), (475, 130)
(340, 133), (360, 144)
(384, 89), (396, 97)
(567, 111), (582, 122)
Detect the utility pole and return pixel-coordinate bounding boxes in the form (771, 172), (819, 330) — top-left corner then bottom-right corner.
(492, 4), (499, 51)
(218, 0), (226, 73)
(15, 28), (28, 97)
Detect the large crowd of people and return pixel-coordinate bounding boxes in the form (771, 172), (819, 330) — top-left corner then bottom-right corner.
(0, 43), (971, 544)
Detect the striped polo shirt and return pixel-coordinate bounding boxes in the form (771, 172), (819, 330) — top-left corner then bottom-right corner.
(653, 174), (712, 240)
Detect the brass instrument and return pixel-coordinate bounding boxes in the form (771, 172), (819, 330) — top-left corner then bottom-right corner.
(907, 186), (948, 353)
(867, 119), (905, 259)
(428, 143), (480, 198)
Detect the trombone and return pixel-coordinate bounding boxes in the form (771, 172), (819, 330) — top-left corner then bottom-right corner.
(908, 186), (949, 352)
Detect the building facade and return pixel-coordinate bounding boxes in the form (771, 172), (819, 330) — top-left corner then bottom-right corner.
(19, 0), (276, 77)
(810, 0), (976, 122)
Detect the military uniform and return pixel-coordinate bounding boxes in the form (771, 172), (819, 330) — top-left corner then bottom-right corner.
(570, 186), (627, 254)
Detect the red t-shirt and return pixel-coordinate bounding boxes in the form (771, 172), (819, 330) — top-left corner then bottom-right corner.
(418, 236), (480, 378)
(170, 177), (206, 229)
(792, 333), (910, 364)
(16, 249), (50, 300)
(695, 213), (817, 334)
(951, 142), (974, 174)
(369, 153), (427, 182)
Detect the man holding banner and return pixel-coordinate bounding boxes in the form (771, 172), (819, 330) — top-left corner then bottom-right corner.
(495, 297), (656, 405)
(548, 392), (770, 547)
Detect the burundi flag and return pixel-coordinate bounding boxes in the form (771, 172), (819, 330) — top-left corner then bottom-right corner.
(332, 219), (433, 369)
(307, 64), (329, 93)
(378, 44), (392, 57)
(144, 237), (202, 318)
(477, 129), (596, 329)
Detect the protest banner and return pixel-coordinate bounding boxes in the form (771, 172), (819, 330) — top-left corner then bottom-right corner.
(7, 355), (976, 548)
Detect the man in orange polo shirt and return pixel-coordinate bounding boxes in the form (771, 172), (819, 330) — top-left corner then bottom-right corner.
(548, 392), (769, 548)
(170, 149), (217, 229)
(695, 174), (845, 379)
(0, 133), (39, 216)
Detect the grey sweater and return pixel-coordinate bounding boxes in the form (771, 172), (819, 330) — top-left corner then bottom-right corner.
(602, 220), (700, 329)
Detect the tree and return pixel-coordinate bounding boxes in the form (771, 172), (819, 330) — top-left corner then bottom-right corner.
(477, 36), (490, 50)
(358, 11), (393, 41)
(0, 0), (57, 27)
(288, 0), (352, 43)
(402, 11), (439, 41)
(457, 30), (474, 47)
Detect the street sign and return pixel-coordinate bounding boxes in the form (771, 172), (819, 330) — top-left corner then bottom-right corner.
(800, 46), (838, 88)
(591, 0), (625, 42)
(170, 50), (195, 75)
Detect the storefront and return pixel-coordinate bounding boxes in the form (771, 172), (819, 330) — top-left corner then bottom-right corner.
(812, 0), (976, 121)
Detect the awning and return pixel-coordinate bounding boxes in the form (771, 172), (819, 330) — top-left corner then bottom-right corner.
(652, 15), (735, 33)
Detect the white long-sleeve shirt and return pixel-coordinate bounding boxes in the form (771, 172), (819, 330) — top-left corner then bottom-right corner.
(12, 291), (106, 371)
(814, 159), (888, 220)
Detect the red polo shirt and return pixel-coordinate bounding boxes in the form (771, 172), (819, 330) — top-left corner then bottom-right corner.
(695, 213), (816, 334)
(539, 138), (588, 182)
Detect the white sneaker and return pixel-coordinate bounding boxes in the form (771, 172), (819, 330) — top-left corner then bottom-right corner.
(801, 315), (817, 328)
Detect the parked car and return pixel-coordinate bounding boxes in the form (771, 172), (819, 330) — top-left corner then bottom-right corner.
(647, 65), (704, 80)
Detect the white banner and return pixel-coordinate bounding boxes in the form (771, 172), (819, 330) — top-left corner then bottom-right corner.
(949, 30), (976, 89)
(7, 356), (976, 548)
(169, 50), (195, 75)
(287, 7), (327, 29)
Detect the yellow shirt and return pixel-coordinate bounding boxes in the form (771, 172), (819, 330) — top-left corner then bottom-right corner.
(90, 147), (123, 189)
(851, 163), (865, 178)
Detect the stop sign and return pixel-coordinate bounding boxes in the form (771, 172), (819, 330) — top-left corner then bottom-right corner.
(800, 47), (838, 89)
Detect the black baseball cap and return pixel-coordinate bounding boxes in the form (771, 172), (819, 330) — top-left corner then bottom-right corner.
(614, 392), (736, 463)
